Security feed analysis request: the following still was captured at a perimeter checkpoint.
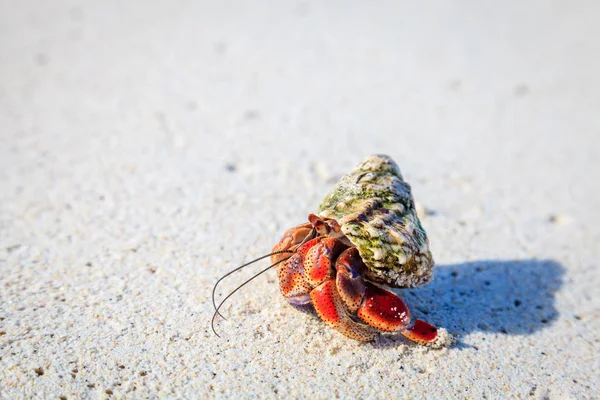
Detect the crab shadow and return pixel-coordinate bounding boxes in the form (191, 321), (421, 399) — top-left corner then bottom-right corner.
(400, 259), (565, 340)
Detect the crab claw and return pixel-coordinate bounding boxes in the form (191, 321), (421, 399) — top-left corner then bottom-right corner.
(357, 283), (411, 332)
(356, 285), (440, 344)
(335, 249), (411, 332)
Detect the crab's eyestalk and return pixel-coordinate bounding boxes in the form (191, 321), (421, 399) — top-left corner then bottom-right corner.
(308, 213), (331, 236)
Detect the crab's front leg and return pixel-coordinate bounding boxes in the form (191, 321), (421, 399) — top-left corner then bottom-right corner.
(335, 247), (440, 344)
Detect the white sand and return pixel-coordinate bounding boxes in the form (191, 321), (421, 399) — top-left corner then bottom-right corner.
(1, 1), (599, 398)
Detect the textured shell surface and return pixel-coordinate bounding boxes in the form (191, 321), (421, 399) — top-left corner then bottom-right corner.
(317, 155), (434, 288)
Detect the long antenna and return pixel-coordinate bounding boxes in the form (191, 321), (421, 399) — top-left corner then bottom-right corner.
(211, 226), (317, 337)
(211, 255), (292, 337)
(211, 250), (294, 318)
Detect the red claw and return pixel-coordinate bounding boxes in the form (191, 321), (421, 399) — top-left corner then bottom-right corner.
(357, 284), (411, 332)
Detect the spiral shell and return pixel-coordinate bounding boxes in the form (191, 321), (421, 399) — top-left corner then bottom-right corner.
(317, 155), (434, 288)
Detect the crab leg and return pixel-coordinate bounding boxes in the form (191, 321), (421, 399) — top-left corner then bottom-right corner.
(310, 280), (379, 341)
(302, 238), (379, 341)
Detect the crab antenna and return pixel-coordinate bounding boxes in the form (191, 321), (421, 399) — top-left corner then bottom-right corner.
(212, 250), (295, 318)
(211, 255), (292, 338)
(212, 227), (317, 319)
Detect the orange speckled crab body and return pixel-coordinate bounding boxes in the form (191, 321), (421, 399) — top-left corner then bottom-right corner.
(271, 214), (439, 344)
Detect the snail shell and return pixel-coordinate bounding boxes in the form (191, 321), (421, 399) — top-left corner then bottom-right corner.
(317, 155), (434, 288)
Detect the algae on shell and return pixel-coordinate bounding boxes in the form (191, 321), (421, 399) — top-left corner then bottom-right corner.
(317, 155), (434, 288)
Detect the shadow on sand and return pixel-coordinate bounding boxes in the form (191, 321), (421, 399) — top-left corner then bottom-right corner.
(400, 259), (565, 339)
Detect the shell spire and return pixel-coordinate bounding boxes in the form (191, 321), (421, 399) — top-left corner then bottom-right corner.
(317, 155), (434, 288)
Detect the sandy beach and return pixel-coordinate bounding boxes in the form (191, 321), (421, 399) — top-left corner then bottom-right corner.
(1, 1), (599, 398)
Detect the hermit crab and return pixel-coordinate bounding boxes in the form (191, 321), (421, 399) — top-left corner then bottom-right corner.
(212, 155), (448, 346)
